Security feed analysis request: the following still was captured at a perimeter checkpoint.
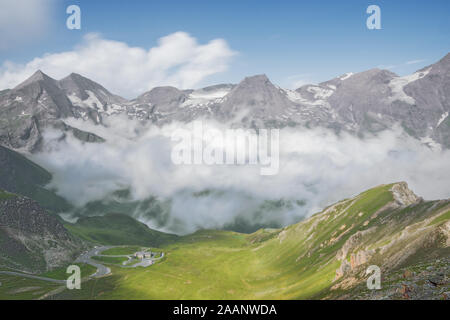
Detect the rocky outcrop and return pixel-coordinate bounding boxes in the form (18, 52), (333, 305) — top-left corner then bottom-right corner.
(0, 194), (85, 273)
(349, 250), (373, 269)
(390, 182), (421, 206)
(335, 259), (352, 280)
(333, 184), (450, 284)
(335, 249), (376, 280)
(333, 257), (450, 300)
(334, 227), (377, 280)
(336, 227), (376, 261)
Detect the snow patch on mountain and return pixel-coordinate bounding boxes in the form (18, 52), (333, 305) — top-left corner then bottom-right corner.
(284, 89), (304, 103)
(68, 90), (101, 110)
(68, 90), (127, 117)
(306, 85), (335, 100)
(181, 87), (231, 108)
(285, 89), (323, 107)
(388, 68), (431, 104)
(437, 112), (449, 127)
(340, 73), (353, 81)
(420, 136), (441, 151)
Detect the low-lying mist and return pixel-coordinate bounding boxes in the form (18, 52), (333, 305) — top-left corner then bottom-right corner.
(30, 115), (450, 235)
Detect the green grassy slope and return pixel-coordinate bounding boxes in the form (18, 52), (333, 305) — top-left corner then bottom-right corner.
(65, 213), (177, 247)
(101, 246), (143, 256)
(92, 256), (129, 265)
(39, 263), (97, 280)
(0, 274), (60, 300)
(0, 189), (15, 201)
(0, 145), (71, 212)
(53, 182), (450, 300)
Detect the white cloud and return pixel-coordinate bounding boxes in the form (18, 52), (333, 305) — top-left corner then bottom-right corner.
(406, 59), (426, 65)
(0, 0), (54, 50)
(30, 117), (450, 235)
(375, 59), (426, 71)
(0, 32), (237, 98)
(284, 74), (315, 89)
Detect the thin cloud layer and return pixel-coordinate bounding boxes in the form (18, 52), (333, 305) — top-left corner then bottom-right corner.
(0, 32), (236, 98)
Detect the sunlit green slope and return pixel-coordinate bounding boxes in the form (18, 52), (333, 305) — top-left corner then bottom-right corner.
(51, 182), (450, 300)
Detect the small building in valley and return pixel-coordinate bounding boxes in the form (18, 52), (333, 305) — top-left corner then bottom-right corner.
(134, 251), (152, 259)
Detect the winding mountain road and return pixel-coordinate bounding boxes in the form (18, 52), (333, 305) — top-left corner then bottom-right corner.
(1, 245), (164, 300)
(0, 271), (66, 284)
(75, 246), (113, 277)
(0, 246), (114, 286)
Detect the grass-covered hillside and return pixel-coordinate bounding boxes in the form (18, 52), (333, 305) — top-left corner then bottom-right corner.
(65, 213), (178, 247)
(0, 145), (71, 212)
(54, 182), (450, 299)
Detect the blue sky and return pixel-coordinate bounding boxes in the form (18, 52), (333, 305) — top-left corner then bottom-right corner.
(0, 0), (449, 93)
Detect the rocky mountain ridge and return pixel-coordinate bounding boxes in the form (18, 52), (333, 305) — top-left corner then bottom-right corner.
(259, 181), (450, 299)
(0, 53), (449, 152)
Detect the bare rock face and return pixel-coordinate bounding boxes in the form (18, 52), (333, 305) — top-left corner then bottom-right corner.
(335, 248), (374, 280)
(335, 260), (351, 280)
(0, 194), (85, 273)
(59, 72), (127, 122)
(0, 71), (72, 151)
(336, 227), (376, 261)
(350, 250), (374, 269)
(390, 182), (421, 206)
(325, 68), (397, 131)
(0, 71), (105, 152)
(405, 54), (450, 148)
(218, 74), (295, 125)
(442, 220), (450, 247)
(135, 86), (188, 114)
(335, 228), (377, 279)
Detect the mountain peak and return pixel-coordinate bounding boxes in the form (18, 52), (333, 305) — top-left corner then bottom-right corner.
(230, 74), (276, 92)
(65, 72), (84, 80)
(14, 70), (57, 90)
(240, 74), (271, 85)
(149, 86), (183, 94)
(135, 86), (187, 111)
(137, 86), (185, 101)
(218, 73), (293, 120)
(33, 69), (46, 78)
(31, 70), (54, 81)
(60, 72), (98, 86)
(360, 68), (397, 77)
(58, 72), (127, 108)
